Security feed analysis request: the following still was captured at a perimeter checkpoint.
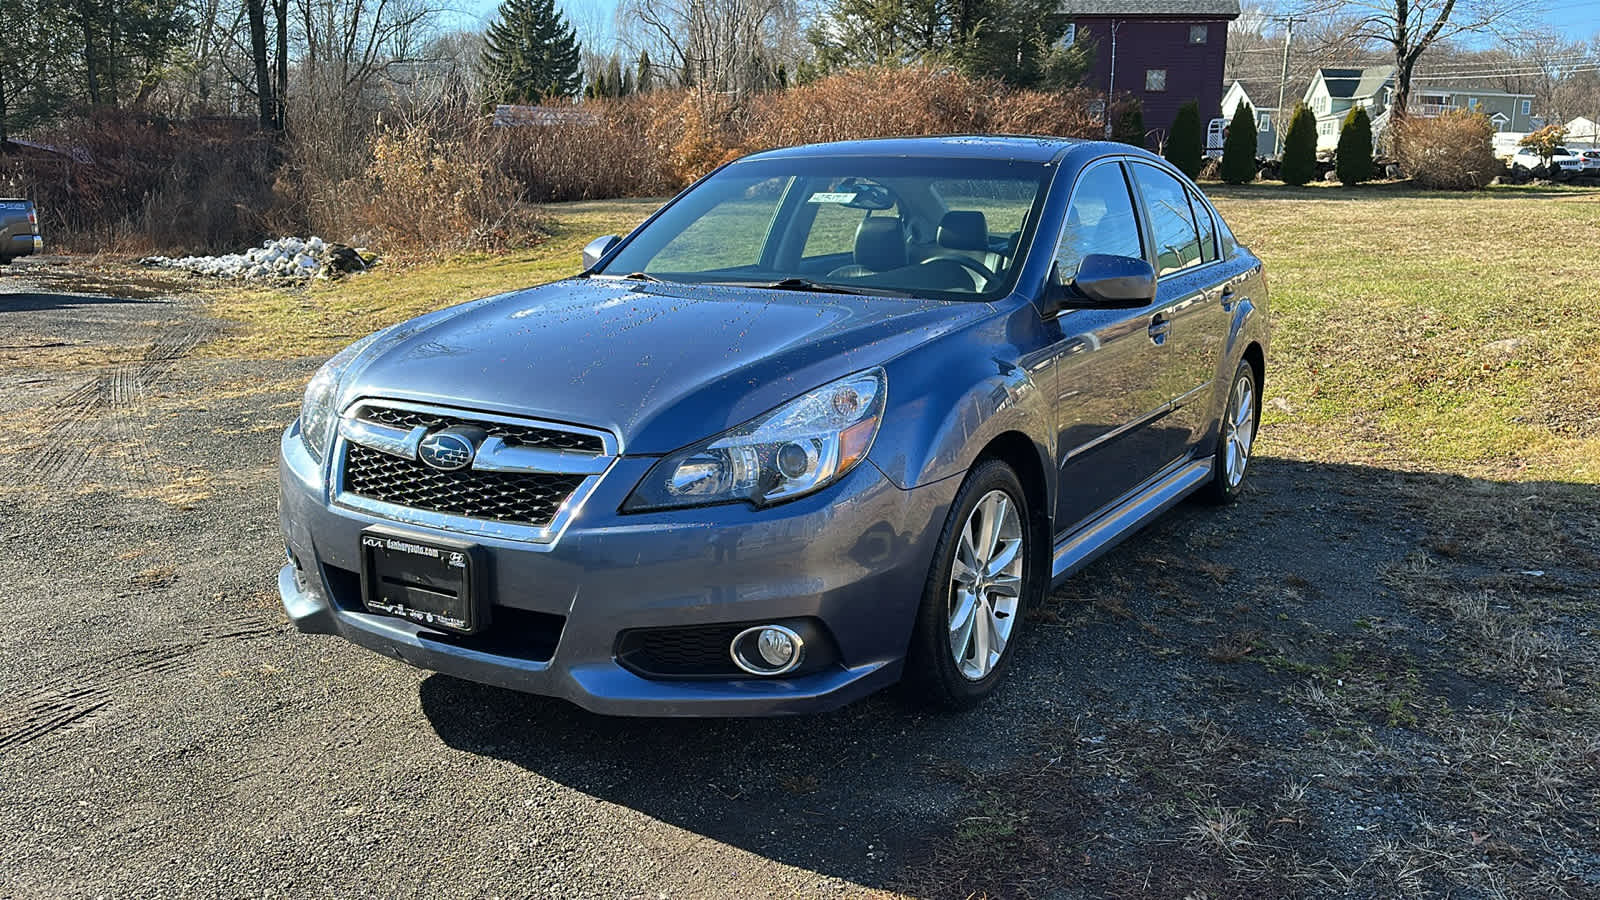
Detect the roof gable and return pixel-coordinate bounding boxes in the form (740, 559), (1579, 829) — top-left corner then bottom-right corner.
(1314, 65), (1394, 99)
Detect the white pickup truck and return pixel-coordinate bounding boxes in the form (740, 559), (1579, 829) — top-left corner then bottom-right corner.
(1, 198), (43, 265)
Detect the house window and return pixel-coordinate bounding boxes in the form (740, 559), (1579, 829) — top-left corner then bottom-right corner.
(1062, 23), (1076, 45)
(1258, 112), (1271, 132)
(1467, 96), (1479, 110)
(1146, 69), (1167, 92)
(1521, 99), (1531, 115)
(1189, 24), (1208, 44)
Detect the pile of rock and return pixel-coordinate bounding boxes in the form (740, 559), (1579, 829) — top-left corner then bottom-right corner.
(140, 237), (375, 281)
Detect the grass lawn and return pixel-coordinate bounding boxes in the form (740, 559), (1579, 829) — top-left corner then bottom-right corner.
(206, 182), (1600, 484)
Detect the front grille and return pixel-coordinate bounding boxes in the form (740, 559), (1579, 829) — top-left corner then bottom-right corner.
(343, 443), (584, 526)
(360, 406), (604, 454)
(616, 625), (745, 678)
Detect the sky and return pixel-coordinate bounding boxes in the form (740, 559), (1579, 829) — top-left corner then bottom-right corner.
(449, 0), (1599, 48)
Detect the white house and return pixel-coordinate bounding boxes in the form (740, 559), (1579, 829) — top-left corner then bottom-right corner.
(1565, 116), (1598, 148)
(1301, 65), (1537, 151)
(1221, 79), (1281, 157)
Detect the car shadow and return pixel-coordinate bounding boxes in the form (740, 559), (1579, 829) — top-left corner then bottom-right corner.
(0, 290), (154, 313)
(418, 457), (1600, 891)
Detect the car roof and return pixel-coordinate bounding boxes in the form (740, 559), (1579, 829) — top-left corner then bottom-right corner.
(739, 135), (1093, 164)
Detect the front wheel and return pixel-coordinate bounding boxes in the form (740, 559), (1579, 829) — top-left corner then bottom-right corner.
(905, 459), (1038, 710)
(1200, 358), (1260, 504)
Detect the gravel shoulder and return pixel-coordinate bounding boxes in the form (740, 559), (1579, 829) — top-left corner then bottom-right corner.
(1, 256), (1596, 899)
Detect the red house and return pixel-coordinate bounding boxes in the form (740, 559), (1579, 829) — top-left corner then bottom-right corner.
(1064, 0), (1241, 145)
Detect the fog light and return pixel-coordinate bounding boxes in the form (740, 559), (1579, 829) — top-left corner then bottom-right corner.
(730, 624), (805, 676)
(758, 629), (796, 667)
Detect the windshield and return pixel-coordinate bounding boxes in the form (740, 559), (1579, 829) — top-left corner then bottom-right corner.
(597, 156), (1054, 300)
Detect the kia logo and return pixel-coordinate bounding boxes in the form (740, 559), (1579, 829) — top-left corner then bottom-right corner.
(417, 429), (476, 471)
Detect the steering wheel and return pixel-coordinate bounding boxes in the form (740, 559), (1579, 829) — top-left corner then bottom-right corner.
(920, 254), (996, 290)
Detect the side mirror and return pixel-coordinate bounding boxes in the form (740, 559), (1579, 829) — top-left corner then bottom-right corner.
(581, 234), (621, 270)
(1044, 254), (1157, 312)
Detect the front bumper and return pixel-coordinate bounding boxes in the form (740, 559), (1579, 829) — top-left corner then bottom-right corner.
(278, 423), (958, 716)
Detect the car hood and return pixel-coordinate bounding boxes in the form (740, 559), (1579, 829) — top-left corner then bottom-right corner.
(340, 278), (991, 454)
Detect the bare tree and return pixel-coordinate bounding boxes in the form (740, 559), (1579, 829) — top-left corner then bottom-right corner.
(618, 0), (798, 94)
(1308, 0), (1528, 121)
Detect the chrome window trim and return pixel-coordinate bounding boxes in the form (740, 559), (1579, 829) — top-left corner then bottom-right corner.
(329, 398), (621, 548)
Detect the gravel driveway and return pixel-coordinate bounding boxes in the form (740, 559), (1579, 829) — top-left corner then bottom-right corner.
(3, 260), (1595, 899)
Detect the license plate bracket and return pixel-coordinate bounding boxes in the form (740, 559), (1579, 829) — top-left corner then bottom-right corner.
(359, 527), (484, 634)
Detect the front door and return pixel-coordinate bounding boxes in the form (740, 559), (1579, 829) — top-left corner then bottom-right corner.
(1128, 162), (1241, 456)
(1048, 160), (1185, 534)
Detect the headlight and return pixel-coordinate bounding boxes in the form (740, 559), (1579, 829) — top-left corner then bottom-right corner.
(625, 368), (887, 511)
(299, 333), (380, 462)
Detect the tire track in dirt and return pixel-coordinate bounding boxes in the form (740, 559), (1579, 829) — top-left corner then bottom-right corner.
(0, 611), (281, 755)
(17, 326), (210, 491)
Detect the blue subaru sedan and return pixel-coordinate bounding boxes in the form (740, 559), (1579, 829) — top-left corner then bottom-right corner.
(277, 136), (1269, 716)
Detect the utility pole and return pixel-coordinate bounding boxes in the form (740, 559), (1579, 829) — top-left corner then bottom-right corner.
(1274, 15), (1297, 156)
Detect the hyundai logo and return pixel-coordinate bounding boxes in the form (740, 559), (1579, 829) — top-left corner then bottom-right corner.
(417, 429), (476, 471)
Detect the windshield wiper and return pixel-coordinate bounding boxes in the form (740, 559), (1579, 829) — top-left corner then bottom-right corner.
(620, 271), (663, 283)
(720, 277), (915, 298)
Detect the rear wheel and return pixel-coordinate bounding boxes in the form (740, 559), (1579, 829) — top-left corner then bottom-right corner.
(1200, 358), (1259, 504)
(905, 459), (1038, 710)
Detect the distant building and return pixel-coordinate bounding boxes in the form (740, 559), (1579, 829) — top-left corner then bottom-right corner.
(491, 104), (599, 128)
(1302, 66), (1537, 151)
(1062, 0), (1242, 145)
(1564, 116), (1598, 147)
(1221, 79), (1285, 157)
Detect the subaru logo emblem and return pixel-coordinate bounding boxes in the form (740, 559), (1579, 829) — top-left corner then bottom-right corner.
(417, 429), (476, 471)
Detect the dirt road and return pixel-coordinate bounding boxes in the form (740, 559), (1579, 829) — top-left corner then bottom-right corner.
(2, 260), (1595, 898)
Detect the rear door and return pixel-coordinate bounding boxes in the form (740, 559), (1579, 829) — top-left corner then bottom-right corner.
(1049, 160), (1183, 533)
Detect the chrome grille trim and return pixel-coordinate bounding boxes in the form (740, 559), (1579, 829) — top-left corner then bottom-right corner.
(331, 398), (621, 547)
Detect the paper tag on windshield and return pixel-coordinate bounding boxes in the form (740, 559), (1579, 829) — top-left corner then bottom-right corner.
(807, 192), (857, 204)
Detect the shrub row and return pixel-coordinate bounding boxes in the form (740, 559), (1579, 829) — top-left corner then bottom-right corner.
(3, 67), (1102, 256)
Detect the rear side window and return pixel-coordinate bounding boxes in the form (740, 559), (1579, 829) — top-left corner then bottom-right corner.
(1056, 162), (1143, 277)
(1131, 163), (1203, 276)
(1187, 188), (1218, 263)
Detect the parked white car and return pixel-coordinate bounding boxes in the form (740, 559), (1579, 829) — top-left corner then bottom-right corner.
(1511, 147), (1585, 177)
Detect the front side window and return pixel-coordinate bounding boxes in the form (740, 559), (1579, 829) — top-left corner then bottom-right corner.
(1130, 163), (1202, 276)
(1146, 69), (1168, 92)
(598, 157), (1052, 299)
(1056, 162), (1143, 278)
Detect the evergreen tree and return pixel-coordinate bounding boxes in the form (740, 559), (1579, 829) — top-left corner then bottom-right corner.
(480, 0), (582, 103)
(1164, 100), (1203, 178)
(1220, 101), (1258, 184)
(1111, 97), (1145, 146)
(1336, 105), (1374, 184)
(636, 50), (653, 92)
(606, 56), (625, 97)
(1279, 103), (1318, 186)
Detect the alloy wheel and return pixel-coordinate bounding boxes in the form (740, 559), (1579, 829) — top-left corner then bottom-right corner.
(1223, 371), (1257, 489)
(948, 489), (1024, 681)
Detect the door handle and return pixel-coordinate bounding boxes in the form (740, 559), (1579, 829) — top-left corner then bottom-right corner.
(1219, 287), (1236, 311)
(1147, 314), (1171, 345)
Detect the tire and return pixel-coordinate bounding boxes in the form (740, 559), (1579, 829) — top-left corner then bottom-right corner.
(1200, 358), (1260, 504)
(904, 458), (1040, 710)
